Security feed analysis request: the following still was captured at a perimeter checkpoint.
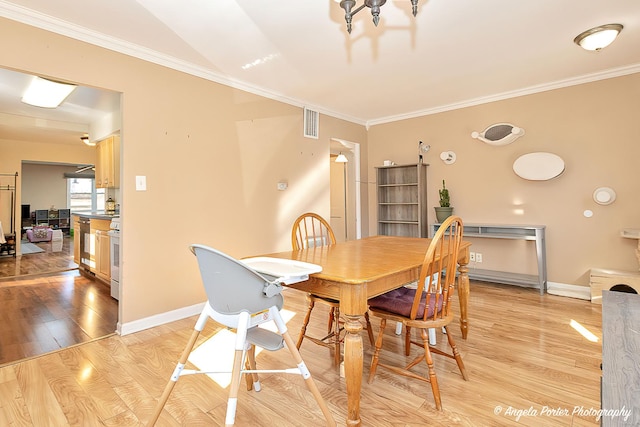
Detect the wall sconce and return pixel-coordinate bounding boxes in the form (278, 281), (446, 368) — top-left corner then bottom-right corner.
(440, 151), (456, 165)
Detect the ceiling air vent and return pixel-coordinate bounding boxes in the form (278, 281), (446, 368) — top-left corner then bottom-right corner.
(303, 107), (319, 139)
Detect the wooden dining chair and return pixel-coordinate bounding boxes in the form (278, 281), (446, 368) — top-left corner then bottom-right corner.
(292, 213), (374, 365)
(367, 215), (468, 410)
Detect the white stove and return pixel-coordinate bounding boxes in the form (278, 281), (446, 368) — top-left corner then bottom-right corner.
(108, 217), (120, 300)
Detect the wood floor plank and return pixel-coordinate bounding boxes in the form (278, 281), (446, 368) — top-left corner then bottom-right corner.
(36, 352), (106, 426)
(0, 371), (33, 426)
(14, 359), (69, 426)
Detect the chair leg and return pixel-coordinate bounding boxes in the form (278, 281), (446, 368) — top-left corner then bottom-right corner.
(420, 329), (442, 411)
(297, 295), (315, 349)
(405, 325), (412, 356)
(225, 347), (246, 426)
(332, 306), (341, 365)
(327, 307), (335, 334)
(245, 345), (261, 391)
(280, 329), (337, 426)
(364, 312), (375, 346)
(444, 326), (468, 381)
(147, 328), (202, 426)
(368, 318), (386, 383)
(428, 328), (437, 345)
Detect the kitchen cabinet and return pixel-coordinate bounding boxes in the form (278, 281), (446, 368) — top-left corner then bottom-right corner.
(90, 218), (111, 283)
(95, 135), (120, 188)
(73, 215), (80, 265)
(95, 230), (111, 283)
(376, 163), (428, 237)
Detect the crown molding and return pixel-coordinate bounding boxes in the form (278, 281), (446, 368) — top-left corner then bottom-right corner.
(0, 1), (367, 126)
(1, 1), (638, 129)
(367, 63), (640, 127)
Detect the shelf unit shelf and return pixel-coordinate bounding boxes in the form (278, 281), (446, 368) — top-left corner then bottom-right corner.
(376, 163), (428, 238)
(34, 209), (71, 234)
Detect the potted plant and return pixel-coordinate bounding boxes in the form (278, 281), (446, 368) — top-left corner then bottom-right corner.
(434, 180), (454, 223)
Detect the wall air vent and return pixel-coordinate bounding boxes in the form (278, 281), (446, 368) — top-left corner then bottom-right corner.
(303, 107), (319, 139)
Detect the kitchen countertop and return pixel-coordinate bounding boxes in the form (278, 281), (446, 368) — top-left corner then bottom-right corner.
(72, 212), (119, 220)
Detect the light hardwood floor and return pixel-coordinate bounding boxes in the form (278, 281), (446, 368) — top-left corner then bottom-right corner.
(0, 281), (603, 426)
(0, 237), (78, 278)
(0, 237), (119, 366)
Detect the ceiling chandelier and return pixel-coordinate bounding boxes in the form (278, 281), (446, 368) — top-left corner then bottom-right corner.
(338, 0), (420, 34)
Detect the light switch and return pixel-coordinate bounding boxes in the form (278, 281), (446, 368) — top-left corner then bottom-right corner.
(136, 175), (147, 191)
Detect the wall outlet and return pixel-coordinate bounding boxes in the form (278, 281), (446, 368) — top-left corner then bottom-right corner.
(476, 253), (483, 263)
(469, 252), (476, 262)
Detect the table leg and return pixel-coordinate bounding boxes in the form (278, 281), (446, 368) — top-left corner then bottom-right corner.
(457, 248), (470, 340)
(343, 314), (363, 427)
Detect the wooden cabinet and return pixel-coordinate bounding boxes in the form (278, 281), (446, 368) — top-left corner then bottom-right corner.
(91, 218), (111, 283)
(95, 135), (120, 188)
(73, 215), (80, 265)
(376, 163), (428, 237)
(95, 230), (111, 283)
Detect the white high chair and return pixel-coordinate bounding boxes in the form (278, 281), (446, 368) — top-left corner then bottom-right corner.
(147, 244), (336, 426)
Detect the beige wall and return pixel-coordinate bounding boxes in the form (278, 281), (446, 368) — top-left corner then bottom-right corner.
(367, 73), (640, 286)
(21, 163), (80, 213)
(0, 18), (367, 326)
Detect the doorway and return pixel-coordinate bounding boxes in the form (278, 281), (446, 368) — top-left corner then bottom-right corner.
(330, 139), (361, 242)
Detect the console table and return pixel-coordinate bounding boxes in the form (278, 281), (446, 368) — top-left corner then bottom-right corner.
(431, 223), (547, 295)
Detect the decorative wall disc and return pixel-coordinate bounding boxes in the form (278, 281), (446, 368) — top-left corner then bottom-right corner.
(512, 152), (565, 180)
(593, 187), (616, 205)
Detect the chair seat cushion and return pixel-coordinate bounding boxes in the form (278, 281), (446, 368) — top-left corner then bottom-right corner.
(369, 288), (443, 319)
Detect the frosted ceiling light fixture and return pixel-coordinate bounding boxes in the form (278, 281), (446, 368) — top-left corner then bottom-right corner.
(22, 76), (77, 108)
(335, 152), (348, 163)
(337, 0), (420, 34)
(574, 24), (623, 51)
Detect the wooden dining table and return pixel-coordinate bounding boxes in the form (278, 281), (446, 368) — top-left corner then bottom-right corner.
(260, 235), (472, 427)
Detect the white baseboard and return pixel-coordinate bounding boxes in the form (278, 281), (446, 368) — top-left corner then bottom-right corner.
(117, 302), (206, 336)
(113, 283), (591, 337)
(546, 281), (591, 300)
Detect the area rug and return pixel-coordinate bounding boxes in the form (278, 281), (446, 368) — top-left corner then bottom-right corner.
(21, 242), (45, 254)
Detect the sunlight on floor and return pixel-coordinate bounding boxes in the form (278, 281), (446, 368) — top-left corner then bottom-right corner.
(188, 309), (296, 388)
(570, 319), (599, 342)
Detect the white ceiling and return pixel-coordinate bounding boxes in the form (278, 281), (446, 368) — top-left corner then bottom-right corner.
(0, 0), (639, 145)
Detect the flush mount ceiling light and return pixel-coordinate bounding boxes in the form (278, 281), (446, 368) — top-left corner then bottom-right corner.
(574, 24), (623, 51)
(335, 152), (348, 163)
(337, 0), (420, 34)
(21, 76), (77, 108)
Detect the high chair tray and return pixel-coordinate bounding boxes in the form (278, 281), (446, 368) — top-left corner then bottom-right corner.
(242, 257), (322, 285)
